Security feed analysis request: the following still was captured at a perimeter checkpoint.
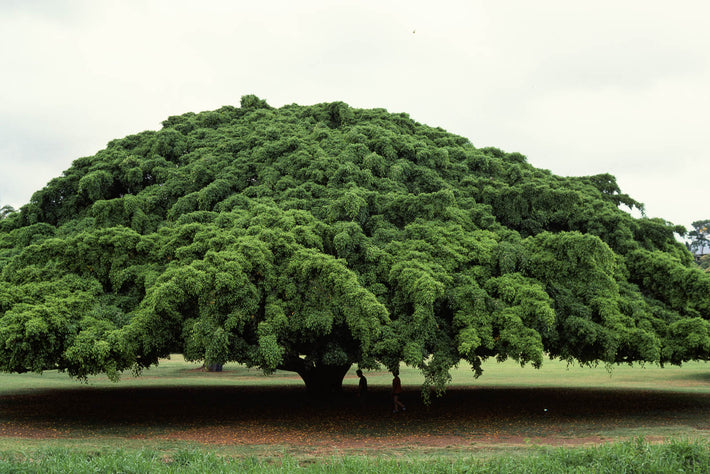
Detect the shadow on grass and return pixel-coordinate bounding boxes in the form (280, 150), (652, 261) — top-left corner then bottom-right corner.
(671, 371), (710, 383)
(1, 385), (708, 443)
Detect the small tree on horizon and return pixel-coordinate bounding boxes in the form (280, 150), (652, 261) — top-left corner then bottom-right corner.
(688, 219), (710, 258)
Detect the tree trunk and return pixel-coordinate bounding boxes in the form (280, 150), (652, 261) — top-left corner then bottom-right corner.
(296, 363), (352, 396)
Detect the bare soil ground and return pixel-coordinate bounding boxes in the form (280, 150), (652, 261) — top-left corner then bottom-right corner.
(1, 385), (708, 453)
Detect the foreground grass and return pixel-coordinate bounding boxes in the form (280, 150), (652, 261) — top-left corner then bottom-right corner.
(0, 438), (707, 473)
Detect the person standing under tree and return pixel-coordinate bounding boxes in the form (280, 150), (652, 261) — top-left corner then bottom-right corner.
(356, 369), (367, 404)
(392, 369), (406, 413)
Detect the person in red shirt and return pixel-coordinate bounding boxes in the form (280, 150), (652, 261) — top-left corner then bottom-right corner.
(392, 369), (406, 413)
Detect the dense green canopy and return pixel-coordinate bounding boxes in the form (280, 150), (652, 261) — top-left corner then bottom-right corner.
(1, 96), (708, 395)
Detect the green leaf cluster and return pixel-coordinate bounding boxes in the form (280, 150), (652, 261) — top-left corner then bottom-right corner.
(1, 96), (708, 395)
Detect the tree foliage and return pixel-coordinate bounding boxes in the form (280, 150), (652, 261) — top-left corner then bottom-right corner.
(687, 219), (710, 257)
(1, 96), (708, 396)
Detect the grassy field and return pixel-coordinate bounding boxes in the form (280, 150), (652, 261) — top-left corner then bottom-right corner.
(0, 356), (708, 471)
(2, 354), (708, 394)
(0, 438), (708, 473)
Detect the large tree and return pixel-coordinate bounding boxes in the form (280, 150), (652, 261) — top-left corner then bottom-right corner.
(1, 96), (708, 396)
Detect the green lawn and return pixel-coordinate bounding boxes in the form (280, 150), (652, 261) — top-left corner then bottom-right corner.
(0, 439), (708, 472)
(0, 355), (708, 469)
(2, 355), (708, 394)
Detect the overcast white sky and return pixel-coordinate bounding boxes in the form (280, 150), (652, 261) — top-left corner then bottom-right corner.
(1, 1), (708, 232)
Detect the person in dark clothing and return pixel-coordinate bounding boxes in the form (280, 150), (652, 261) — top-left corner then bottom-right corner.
(356, 369), (367, 401)
(392, 369), (406, 413)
